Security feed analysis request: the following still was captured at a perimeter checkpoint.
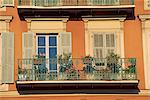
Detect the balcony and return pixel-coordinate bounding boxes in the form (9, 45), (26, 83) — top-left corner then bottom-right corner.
(16, 58), (139, 94)
(18, 0), (134, 7)
(0, 0), (14, 7)
(17, 0), (135, 20)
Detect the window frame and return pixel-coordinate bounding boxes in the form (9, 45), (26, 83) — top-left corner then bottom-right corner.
(92, 32), (117, 58)
(36, 34), (59, 72)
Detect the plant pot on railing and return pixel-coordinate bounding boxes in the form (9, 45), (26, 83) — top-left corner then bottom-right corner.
(33, 54), (46, 65)
(123, 65), (136, 80)
(33, 58), (45, 65)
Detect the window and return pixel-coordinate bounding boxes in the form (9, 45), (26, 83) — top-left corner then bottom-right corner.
(90, 0), (119, 5)
(32, 0), (59, 6)
(0, 0), (14, 7)
(144, 0), (150, 10)
(36, 34), (58, 72)
(92, 33), (116, 58)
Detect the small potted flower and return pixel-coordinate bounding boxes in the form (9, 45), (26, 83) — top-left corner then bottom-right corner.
(33, 53), (46, 65)
(82, 55), (94, 65)
(82, 55), (95, 80)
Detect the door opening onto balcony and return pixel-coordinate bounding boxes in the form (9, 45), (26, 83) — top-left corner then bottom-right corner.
(36, 34), (58, 72)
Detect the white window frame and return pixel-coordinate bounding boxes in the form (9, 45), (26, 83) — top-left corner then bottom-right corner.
(36, 34), (59, 72)
(91, 32), (117, 58)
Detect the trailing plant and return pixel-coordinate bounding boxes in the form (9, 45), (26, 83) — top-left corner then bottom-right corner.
(82, 55), (95, 73)
(106, 52), (121, 73)
(58, 53), (73, 73)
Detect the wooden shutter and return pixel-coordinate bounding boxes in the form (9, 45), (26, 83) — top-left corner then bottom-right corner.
(60, 32), (72, 55)
(105, 33), (116, 55)
(22, 32), (34, 59)
(2, 0), (14, 6)
(2, 32), (14, 83)
(93, 34), (104, 58)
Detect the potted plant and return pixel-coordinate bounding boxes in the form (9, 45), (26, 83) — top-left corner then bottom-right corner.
(32, 53), (48, 80)
(123, 58), (136, 80)
(82, 55), (96, 80)
(33, 53), (46, 65)
(18, 67), (27, 80)
(106, 52), (121, 80)
(58, 53), (74, 80)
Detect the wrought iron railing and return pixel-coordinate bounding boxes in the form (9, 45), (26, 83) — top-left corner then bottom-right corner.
(18, 0), (134, 7)
(18, 58), (137, 81)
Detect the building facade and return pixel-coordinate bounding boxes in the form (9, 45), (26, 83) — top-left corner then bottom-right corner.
(0, 0), (149, 94)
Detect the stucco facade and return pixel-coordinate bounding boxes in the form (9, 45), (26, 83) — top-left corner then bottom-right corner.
(0, 0), (150, 96)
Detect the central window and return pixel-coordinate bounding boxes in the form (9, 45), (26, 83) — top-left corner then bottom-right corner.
(92, 33), (116, 58)
(36, 34), (58, 72)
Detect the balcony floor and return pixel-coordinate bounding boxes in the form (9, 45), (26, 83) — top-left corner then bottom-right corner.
(16, 80), (139, 94)
(18, 5), (135, 20)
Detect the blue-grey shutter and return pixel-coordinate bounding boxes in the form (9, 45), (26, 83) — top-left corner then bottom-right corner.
(2, 32), (14, 83)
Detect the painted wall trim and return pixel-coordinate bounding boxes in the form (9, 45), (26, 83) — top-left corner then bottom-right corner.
(82, 17), (126, 21)
(17, 5), (135, 9)
(139, 14), (150, 89)
(0, 16), (13, 21)
(25, 18), (69, 22)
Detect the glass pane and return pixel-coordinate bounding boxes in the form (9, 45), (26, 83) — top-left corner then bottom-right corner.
(106, 34), (110, 47)
(49, 47), (57, 58)
(38, 37), (45, 46)
(38, 48), (45, 54)
(106, 34), (115, 47)
(94, 49), (103, 58)
(110, 34), (115, 47)
(49, 47), (57, 71)
(94, 34), (103, 47)
(49, 36), (57, 46)
(106, 49), (115, 56)
(50, 63), (57, 70)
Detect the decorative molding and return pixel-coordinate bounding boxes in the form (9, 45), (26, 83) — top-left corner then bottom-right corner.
(139, 14), (150, 21)
(139, 14), (150, 29)
(0, 16), (13, 21)
(25, 18), (69, 21)
(25, 19), (31, 32)
(82, 17), (126, 21)
(0, 16), (12, 32)
(139, 14), (150, 89)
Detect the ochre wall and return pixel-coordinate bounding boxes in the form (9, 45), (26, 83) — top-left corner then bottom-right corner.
(124, 0), (150, 89)
(67, 21), (85, 59)
(1, 95), (150, 100)
(66, 21), (85, 70)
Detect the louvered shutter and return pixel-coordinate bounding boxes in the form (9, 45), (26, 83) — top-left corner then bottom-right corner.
(2, 32), (14, 83)
(60, 32), (72, 55)
(22, 32), (34, 59)
(32, 0), (36, 6)
(106, 33), (116, 55)
(93, 34), (104, 58)
(2, 0), (14, 6)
